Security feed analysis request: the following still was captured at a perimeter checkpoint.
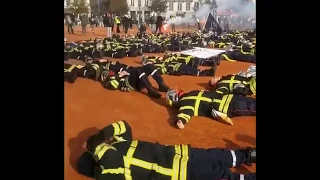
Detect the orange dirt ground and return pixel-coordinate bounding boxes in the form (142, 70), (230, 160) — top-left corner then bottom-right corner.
(64, 26), (256, 180)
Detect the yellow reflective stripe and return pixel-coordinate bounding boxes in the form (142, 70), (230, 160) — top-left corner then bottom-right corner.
(172, 145), (182, 180)
(117, 121), (127, 134)
(223, 95), (233, 114)
(241, 45), (251, 54)
(112, 122), (121, 135)
(123, 140), (138, 180)
(130, 158), (172, 176)
(216, 90), (224, 94)
(229, 76), (235, 91)
(65, 65), (77, 72)
(94, 143), (117, 160)
(110, 80), (119, 88)
(193, 91), (204, 116)
(102, 167), (125, 174)
(213, 94), (234, 113)
(180, 91), (212, 116)
(177, 113), (191, 122)
(249, 78), (256, 95)
(179, 145), (189, 180)
(220, 80), (248, 84)
(179, 106), (195, 111)
(91, 64), (100, 70)
(185, 56), (192, 64)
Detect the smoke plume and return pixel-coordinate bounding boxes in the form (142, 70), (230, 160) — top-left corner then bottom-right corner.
(216, 0), (255, 18)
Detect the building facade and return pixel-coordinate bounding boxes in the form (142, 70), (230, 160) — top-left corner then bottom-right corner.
(127, 0), (207, 22)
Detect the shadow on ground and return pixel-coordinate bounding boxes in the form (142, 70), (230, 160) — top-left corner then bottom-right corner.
(196, 82), (211, 90)
(68, 127), (100, 171)
(235, 134), (256, 146)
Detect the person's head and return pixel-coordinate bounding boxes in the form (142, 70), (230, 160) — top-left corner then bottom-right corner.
(208, 77), (222, 87)
(165, 89), (184, 107)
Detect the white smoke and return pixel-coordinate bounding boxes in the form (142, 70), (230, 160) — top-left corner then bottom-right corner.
(165, 4), (212, 25)
(216, 0), (255, 18)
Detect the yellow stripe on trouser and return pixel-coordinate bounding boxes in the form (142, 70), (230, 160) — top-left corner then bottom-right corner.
(180, 91), (212, 116)
(112, 121), (127, 135)
(179, 145), (189, 180)
(177, 113), (191, 122)
(249, 78), (256, 95)
(221, 54), (236, 62)
(213, 94), (234, 114)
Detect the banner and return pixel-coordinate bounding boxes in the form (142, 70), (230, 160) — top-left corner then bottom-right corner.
(177, 48), (226, 59)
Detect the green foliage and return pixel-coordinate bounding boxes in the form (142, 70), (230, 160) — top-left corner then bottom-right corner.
(72, 0), (90, 13)
(90, 0), (111, 14)
(147, 0), (168, 13)
(109, 0), (129, 15)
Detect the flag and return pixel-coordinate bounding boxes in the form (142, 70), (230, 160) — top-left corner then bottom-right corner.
(204, 13), (221, 32)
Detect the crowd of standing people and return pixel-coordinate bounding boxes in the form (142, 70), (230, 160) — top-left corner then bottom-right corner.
(65, 12), (167, 37)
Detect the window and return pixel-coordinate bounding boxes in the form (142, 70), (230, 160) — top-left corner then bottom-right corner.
(178, 3), (182, 11)
(131, 0), (134, 6)
(145, 0), (148, 6)
(186, 2), (191, 11)
(169, 2), (174, 11)
(194, 2), (199, 11)
(66, 0), (71, 6)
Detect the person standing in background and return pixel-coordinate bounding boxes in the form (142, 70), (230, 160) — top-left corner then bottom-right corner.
(150, 14), (156, 33)
(114, 15), (121, 33)
(89, 16), (96, 34)
(80, 13), (89, 35)
(111, 14), (115, 32)
(155, 13), (163, 34)
(65, 15), (74, 34)
(122, 14), (130, 34)
(99, 15), (104, 27)
(105, 13), (112, 38)
(170, 15), (176, 32)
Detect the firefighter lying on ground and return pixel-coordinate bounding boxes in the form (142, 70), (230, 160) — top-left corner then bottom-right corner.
(220, 41), (256, 64)
(64, 60), (107, 83)
(77, 120), (256, 180)
(141, 55), (217, 77)
(165, 89), (256, 129)
(101, 63), (170, 99)
(208, 75), (256, 96)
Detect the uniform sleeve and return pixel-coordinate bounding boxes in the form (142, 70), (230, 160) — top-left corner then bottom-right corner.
(215, 87), (230, 94)
(177, 108), (194, 125)
(100, 120), (133, 142)
(101, 75), (122, 90)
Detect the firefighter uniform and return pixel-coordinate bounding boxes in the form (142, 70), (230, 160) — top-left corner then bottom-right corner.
(77, 120), (256, 180)
(64, 63), (83, 83)
(171, 90), (256, 125)
(101, 64), (170, 99)
(166, 63), (216, 77)
(212, 75), (256, 96)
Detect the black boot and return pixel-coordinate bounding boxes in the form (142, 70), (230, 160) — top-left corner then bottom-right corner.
(144, 64), (170, 92)
(140, 75), (162, 99)
(198, 68), (215, 76)
(64, 72), (78, 83)
(151, 71), (170, 92)
(243, 147), (256, 166)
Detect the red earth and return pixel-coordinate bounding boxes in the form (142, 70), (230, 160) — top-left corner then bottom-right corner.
(64, 26), (256, 180)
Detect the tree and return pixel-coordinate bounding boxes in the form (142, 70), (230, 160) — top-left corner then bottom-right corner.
(72, 0), (90, 14)
(147, 0), (168, 13)
(109, 0), (129, 15)
(90, 0), (111, 15)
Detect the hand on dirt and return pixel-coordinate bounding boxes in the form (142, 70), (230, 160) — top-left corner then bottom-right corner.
(176, 120), (185, 129)
(215, 111), (234, 125)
